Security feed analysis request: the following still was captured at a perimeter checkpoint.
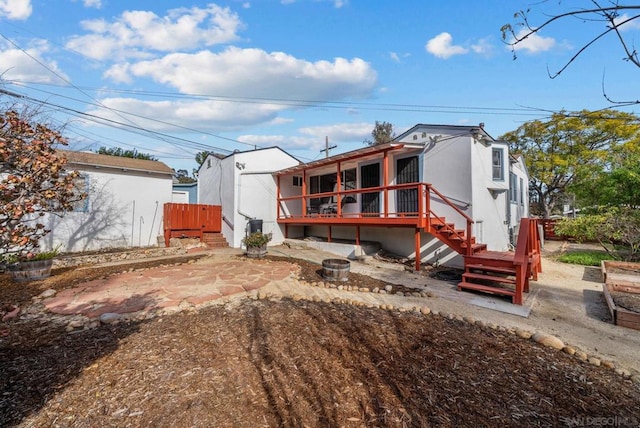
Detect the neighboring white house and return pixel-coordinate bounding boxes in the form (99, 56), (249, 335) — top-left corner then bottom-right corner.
(197, 147), (300, 248)
(274, 123), (531, 268)
(41, 150), (174, 252)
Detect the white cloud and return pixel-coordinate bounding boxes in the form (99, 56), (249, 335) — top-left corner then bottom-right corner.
(65, 4), (244, 61)
(425, 32), (468, 59)
(470, 37), (495, 56)
(0, 0), (32, 20)
(0, 39), (69, 83)
(281, 0), (347, 7)
(613, 13), (640, 31)
(239, 122), (371, 151)
(511, 29), (556, 54)
(242, 2), (250, 8)
(389, 51), (411, 63)
(85, 97), (285, 132)
(83, 0), (102, 8)
(114, 47), (377, 101)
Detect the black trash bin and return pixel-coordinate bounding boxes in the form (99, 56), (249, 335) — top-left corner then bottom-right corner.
(248, 219), (263, 234)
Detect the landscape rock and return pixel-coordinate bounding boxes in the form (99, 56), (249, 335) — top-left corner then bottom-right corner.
(602, 360), (615, 369)
(384, 285), (393, 292)
(588, 357), (601, 367)
(67, 319), (85, 329)
(39, 289), (57, 298)
(531, 333), (565, 350)
(562, 346), (576, 355)
(420, 307), (431, 315)
(575, 351), (588, 361)
(516, 329), (532, 339)
(99, 313), (122, 325)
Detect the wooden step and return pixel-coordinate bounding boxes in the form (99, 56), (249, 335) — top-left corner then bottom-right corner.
(465, 264), (516, 275)
(202, 233), (228, 247)
(457, 281), (516, 297)
(461, 272), (517, 284)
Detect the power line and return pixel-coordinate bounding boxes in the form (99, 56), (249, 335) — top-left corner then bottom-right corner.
(9, 79), (548, 117)
(0, 88), (234, 154)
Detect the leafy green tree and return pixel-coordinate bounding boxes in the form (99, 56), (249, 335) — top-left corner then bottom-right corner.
(195, 151), (210, 166)
(572, 146), (640, 208)
(96, 146), (157, 161)
(174, 169), (196, 184)
(500, 109), (640, 218)
(365, 121), (395, 146)
(0, 110), (86, 260)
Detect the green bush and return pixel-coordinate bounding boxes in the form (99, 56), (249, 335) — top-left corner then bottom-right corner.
(554, 207), (640, 261)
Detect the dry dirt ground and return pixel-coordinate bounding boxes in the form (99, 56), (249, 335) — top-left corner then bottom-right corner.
(1, 253), (640, 427)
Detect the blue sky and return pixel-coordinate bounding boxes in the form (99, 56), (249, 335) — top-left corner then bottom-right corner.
(1, 0), (639, 172)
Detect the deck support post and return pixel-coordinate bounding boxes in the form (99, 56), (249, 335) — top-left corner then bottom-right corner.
(328, 225), (332, 243)
(383, 150), (389, 218)
(276, 175), (281, 220)
(302, 170), (307, 217)
(337, 162), (342, 217)
(414, 228), (421, 272)
(285, 224), (288, 239)
(355, 226), (360, 245)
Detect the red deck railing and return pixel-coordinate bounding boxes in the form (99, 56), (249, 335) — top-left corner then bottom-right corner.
(277, 182), (475, 255)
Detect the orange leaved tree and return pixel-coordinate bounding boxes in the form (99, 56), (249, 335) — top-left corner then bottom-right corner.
(0, 110), (85, 261)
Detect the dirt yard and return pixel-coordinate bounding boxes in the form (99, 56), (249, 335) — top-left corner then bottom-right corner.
(1, 253), (640, 427)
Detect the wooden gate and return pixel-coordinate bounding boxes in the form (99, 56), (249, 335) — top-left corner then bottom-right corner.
(163, 203), (222, 247)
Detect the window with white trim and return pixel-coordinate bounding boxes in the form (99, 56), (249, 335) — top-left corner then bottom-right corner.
(492, 148), (504, 181)
(509, 172), (518, 202)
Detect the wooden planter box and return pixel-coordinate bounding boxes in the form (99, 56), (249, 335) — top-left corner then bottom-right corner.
(601, 261), (640, 331)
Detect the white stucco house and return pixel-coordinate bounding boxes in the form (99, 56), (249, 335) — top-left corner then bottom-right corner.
(197, 147), (300, 248)
(275, 123), (531, 268)
(41, 150), (174, 252)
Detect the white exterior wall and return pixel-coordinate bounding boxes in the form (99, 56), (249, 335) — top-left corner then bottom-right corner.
(509, 156), (530, 242)
(398, 129), (473, 232)
(392, 126), (513, 253)
(471, 140), (510, 251)
(198, 148), (298, 248)
(42, 169), (172, 252)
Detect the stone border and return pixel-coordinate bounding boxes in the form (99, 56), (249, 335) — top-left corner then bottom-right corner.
(53, 247), (190, 268)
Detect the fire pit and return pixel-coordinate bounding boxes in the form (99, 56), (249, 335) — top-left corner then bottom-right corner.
(322, 259), (350, 282)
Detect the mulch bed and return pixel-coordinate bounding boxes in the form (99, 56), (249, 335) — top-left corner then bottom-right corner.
(1, 254), (639, 426)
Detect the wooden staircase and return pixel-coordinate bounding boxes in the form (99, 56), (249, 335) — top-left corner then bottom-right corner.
(456, 218), (542, 305)
(429, 217), (487, 256)
(202, 232), (229, 248)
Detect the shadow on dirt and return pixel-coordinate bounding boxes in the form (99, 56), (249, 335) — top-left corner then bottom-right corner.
(0, 312), (148, 426)
(583, 289), (613, 323)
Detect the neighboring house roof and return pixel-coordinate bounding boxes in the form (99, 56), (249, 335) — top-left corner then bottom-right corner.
(60, 150), (174, 176)
(173, 181), (197, 188)
(220, 146), (301, 163)
(395, 123), (495, 142)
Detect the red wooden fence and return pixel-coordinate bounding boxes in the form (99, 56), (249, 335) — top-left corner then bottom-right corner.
(163, 203), (222, 247)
